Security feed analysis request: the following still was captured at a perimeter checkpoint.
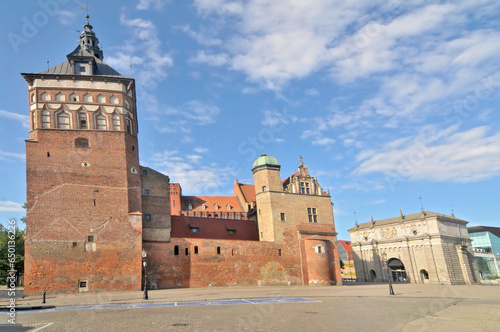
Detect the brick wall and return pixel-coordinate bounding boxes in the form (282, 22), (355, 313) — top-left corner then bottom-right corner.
(24, 129), (142, 295)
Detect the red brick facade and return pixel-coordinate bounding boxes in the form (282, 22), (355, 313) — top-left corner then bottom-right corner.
(22, 18), (342, 294)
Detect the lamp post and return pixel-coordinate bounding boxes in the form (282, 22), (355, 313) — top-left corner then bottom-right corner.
(382, 252), (395, 296)
(142, 249), (148, 300)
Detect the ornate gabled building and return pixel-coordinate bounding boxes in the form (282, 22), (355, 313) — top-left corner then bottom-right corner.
(348, 210), (480, 285)
(22, 17), (342, 294)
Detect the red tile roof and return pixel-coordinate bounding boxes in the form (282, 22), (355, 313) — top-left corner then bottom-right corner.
(182, 196), (243, 212)
(338, 240), (353, 253)
(238, 184), (256, 202)
(282, 171), (299, 186)
(171, 215), (259, 241)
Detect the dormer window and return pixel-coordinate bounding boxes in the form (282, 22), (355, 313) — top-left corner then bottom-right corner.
(201, 204), (206, 210)
(226, 204), (231, 210)
(188, 204), (192, 210)
(214, 204), (219, 210)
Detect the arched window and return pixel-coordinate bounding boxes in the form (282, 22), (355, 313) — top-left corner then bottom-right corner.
(31, 94), (36, 103)
(110, 96), (118, 104)
(97, 95), (105, 103)
(57, 111), (70, 129)
(41, 93), (50, 101)
(78, 112), (87, 129)
(42, 110), (50, 128)
(56, 93), (65, 101)
(95, 114), (107, 130)
(31, 111), (36, 130)
(112, 114), (120, 131)
(70, 93), (78, 102)
(75, 138), (89, 148)
(84, 94), (93, 102)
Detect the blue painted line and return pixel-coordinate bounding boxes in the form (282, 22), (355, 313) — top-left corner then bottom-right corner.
(19, 298), (318, 314)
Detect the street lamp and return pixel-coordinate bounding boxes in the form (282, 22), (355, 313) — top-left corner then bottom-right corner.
(382, 251), (395, 296)
(142, 249), (148, 300)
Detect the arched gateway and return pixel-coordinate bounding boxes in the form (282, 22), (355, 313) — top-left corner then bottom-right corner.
(387, 258), (407, 282)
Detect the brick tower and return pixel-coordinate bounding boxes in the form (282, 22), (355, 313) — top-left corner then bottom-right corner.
(22, 16), (143, 295)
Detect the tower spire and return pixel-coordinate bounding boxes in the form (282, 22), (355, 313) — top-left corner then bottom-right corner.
(78, 14), (104, 60)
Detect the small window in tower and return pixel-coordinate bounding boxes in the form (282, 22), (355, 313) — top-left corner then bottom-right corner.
(188, 204), (192, 210)
(41, 93), (50, 101)
(42, 110), (50, 128)
(97, 95), (105, 103)
(144, 214), (151, 221)
(79, 281), (88, 289)
(84, 94), (93, 102)
(174, 245), (179, 255)
(112, 114), (120, 131)
(87, 235), (94, 243)
(126, 119), (133, 134)
(95, 114), (107, 130)
(79, 112), (87, 129)
(110, 96), (118, 104)
(142, 169), (148, 176)
(278, 249), (282, 256)
(280, 213), (286, 221)
(75, 138), (89, 148)
(217, 246), (221, 255)
(194, 246), (199, 254)
(80, 66), (86, 73)
(143, 189), (150, 196)
(56, 93), (65, 101)
(262, 186), (267, 192)
(125, 100), (130, 109)
(57, 112), (70, 129)
(315, 245), (323, 254)
(70, 93), (78, 102)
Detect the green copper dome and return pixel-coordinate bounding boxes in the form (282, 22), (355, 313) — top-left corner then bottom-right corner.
(252, 154), (281, 173)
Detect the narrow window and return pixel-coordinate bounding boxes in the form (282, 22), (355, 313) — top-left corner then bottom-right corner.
(185, 248), (189, 256)
(194, 246), (198, 254)
(278, 249), (282, 256)
(142, 169), (148, 176)
(280, 213), (285, 221)
(112, 114), (120, 130)
(232, 249), (234, 256)
(174, 245), (179, 255)
(143, 189), (149, 196)
(188, 203), (192, 210)
(93, 199), (96, 206)
(87, 235), (94, 243)
(42, 110), (50, 128)
(145, 214), (151, 221)
(47, 152), (50, 157)
(217, 246), (221, 255)
(57, 112), (70, 129)
(126, 119), (132, 134)
(95, 114), (107, 130)
(262, 186), (267, 192)
(79, 112), (87, 129)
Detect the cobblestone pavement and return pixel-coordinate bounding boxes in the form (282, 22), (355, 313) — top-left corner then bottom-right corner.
(1, 284), (499, 331)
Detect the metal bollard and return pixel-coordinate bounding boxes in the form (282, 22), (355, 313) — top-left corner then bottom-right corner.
(42, 289), (46, 304)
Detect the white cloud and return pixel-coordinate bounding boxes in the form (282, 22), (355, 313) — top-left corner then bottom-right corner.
(0, 201), (24, 212)
(137, 0), (170, 10)
(305, 89), (319, 96)
(183, 100), (220, 125)
(149, 150), (237, 195)
(106, 14), (173, 88)
(0, 150), (26, 162)
(261, 110), (297, 127)
(354, 126), (500, 183)
(190, 51), (229, 66)
(58, 10), (76, 25)
(0, 109), (29, 128)
(176, 25), (222, 46)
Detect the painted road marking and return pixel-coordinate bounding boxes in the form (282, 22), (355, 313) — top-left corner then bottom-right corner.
(19, 298), (318, 313)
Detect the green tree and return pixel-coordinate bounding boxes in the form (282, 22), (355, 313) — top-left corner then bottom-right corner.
(0, 224), (25, 285)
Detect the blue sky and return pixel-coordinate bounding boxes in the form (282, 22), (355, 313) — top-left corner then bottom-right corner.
(1, 0), (500, 240)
